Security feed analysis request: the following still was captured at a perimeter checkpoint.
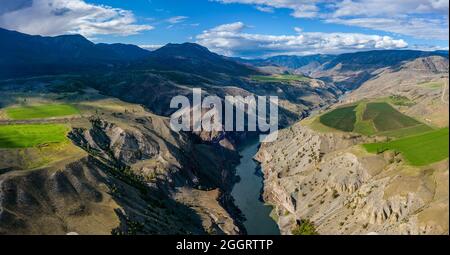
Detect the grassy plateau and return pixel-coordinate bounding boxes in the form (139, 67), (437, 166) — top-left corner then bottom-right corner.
(319, 101), (432, 137)
(0, 124), (69, 148)
(6, 104), (79, 120)
(319, 105), (357, 132)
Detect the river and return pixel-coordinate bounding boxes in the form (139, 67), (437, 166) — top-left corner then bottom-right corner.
(231, 139), (280, 235)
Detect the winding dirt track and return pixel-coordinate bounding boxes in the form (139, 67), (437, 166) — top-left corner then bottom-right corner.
(442, 80), (449, 104)
(0, 116), (83, 125)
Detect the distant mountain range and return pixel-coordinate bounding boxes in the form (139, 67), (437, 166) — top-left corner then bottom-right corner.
(235, 50), (448, 73)
(0, 28), (257, 79)
(322, 49), (448, 71)
(0, 28), (152, 78)
(136, 42), (259, 78)
(0, 27), (448, 80)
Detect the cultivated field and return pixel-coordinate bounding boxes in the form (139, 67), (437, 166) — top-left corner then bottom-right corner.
(363, 102), (422, 132)
(315, 100), (448, 166)
(363, 128), (449, 166)
(0, 124), (69, 148)
(318, 101), (432, 137)
(5, 104), (80, 120)
(319, 105), (357, 132)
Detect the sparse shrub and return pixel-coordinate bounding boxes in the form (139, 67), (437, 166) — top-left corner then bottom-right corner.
(292, 219), (318, 235)
(332, 189), (340, 199)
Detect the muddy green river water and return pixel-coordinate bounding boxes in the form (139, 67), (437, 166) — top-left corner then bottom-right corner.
(231, 140), (280, 235)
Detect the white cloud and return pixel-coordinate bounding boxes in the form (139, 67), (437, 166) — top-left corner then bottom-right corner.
(139, 44), (163, 51)
(210, 21), (246, 32)
(166, 16), (188, 24)
(213, 0), (449, 40)
(214, 0), (320, 18)
(327, 17), (449, 40)
(327, 0), (449, 40)
(255, 6), (274, 13)
(196, 22), (408, 57)
(294, 27), (303, 33)
(0, 0), (153, 37)
(331, 0), (449, 17)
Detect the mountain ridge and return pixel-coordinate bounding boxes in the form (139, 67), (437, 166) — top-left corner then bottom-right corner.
(0, 28), (152, 78)
(1, 27), (448, 81)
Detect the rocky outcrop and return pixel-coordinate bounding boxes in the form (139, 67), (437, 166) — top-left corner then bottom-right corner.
(70, 118), (160, 165)
(256, 123), (449, 235)
(69, 115), (242, 235)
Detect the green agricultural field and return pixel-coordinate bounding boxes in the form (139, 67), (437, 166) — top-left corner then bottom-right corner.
(363, 128), (449, 166)
(251, 74), (310, 83)
(5, 104), (80, 120)
(0, 124), (69, 148)
(363, 102), (421, 132)
(353, 102), (377, 136)
(318, 101), (432, 137)
(319, 105), (357, 132)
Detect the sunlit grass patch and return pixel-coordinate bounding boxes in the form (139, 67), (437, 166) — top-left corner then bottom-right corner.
(363, 128), (449, 166)
(6, 104), (79, 120)
(0, 124), (69, 148)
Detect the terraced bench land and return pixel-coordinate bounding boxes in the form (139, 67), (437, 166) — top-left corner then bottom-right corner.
(0, 124), (69, 148)
(5, 104), (79, 120)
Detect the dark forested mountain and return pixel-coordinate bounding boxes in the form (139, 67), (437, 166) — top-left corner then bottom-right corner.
(0, 28), (257, 79)
(1, 27), (447, 85)
(0, 28), (448, 87)
(96, 43), (152, 61)
(0, 28), (151, 78)
(136, 43), (259, 78)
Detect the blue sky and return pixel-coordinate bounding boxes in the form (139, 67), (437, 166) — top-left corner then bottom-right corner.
(0, 0), (448, 57)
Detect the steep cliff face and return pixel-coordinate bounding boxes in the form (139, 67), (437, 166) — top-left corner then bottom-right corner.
(256, 123), (449, 235)
(67, 115), (242, 235)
